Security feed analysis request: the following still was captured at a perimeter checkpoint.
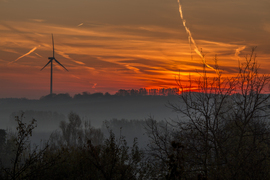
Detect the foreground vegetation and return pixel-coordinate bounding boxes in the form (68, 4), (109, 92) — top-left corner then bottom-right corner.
(1, 49), (270, 179)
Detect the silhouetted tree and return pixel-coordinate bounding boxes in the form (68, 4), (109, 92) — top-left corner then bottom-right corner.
(86, 130), (146, 180)
(1, 113), (57, 180)
(50, 112), (104, 148)
(0, 130), (6, 150)
(147, 49), (270, 179)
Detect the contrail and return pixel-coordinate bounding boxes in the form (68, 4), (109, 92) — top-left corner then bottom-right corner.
(34, 52), (43, 58)
(78, 23), (84, 27)
(177, 0), (218, 74)
(235, 46), (246, 57)
(92, 83), (97, 88)
(9, 46), (38, 64)
(56, 50), (85, 65)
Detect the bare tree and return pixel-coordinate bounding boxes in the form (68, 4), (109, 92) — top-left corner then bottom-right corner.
(50, 112), (104, 148)
(147, 49), (270, 179)
(1, 113), (58, 180)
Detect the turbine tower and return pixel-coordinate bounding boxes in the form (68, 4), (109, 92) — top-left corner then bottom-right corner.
(41, 34), (68, 95)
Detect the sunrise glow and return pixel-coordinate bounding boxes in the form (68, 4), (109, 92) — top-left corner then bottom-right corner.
(0, 0), (269, 98)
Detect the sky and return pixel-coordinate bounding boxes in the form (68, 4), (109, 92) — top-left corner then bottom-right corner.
(0, 0), (269, 99)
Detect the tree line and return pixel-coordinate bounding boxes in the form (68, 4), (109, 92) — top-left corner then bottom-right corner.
(38, 87), (180, 101)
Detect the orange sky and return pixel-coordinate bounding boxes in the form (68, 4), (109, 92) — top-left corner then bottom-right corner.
(0, 0), (269, 98)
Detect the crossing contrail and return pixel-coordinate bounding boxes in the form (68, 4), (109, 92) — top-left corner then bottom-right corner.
(9, 46), (38, 64)
(177, 0), (219, 74)
(235, 46), (246, 57)
(92, 83), (97, 88)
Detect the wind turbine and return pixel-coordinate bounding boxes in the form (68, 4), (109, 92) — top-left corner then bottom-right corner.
(41, 34), (68, 95)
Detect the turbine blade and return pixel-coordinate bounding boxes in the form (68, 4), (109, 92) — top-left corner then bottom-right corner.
(52, 34), (54, 58)
(41, 60), (52, 71)
(54, 59), (68, 71)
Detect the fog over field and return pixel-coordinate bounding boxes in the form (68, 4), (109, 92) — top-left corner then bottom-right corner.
(0, 95), (180, 146)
